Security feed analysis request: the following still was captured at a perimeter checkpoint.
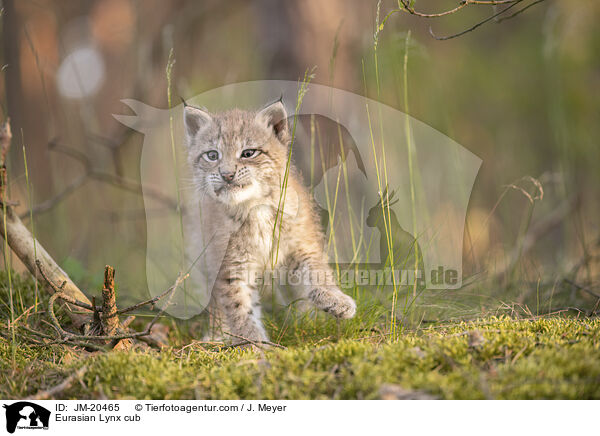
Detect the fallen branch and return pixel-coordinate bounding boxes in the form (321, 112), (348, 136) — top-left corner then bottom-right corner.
(27, 365), (89, 400)
(38, 261), (187, 349)
(0, 118), (92, 329)
(1, 116), (186, 351)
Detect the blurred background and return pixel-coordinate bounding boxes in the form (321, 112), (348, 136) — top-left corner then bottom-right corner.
(1, 0), (599, 320)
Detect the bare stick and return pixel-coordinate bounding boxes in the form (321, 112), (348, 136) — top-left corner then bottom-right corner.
(101, 266), (118, 336)
(429, 0), (524, 40)
(496, 0), (548, 23)
(98, 265), (133, 350)
(398, 0), (470, 18)
(116, 277), (187, 315)
(37, 259), (184, 317)
(222, 331), (287, 350)
(43, 273), (187, 344)
(27, 365), (89, 400)
(381, 0), (547, 41)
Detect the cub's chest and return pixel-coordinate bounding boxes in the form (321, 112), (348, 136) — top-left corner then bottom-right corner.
(237, 206), (277, 253)
(229, 204), (294, 265)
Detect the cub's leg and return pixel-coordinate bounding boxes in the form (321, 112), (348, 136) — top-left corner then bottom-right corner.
(213, 270), (268, 344)
(285, 252), (356, 319)
(203, 294), (227, 341)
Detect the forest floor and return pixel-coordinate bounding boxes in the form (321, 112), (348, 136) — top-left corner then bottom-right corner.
(1, 273), (599, 400)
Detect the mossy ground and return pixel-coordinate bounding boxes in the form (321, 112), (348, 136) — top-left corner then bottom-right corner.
(1, 273), (599, 399)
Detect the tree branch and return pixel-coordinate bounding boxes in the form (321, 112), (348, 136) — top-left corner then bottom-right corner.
(1, 118), (92, 329)
(429, 0), (525, 40)
(378, 0), (549, 41)
(19, 140), (178, 219)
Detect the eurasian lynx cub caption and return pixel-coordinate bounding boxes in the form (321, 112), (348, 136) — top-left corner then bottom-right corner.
(183, 100), (356, 345)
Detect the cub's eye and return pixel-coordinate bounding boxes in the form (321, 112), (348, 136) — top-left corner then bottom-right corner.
(241, 149), (261, 159)
(202, 150), (220, 162)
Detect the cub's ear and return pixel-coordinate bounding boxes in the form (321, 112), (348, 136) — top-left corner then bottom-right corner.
(183, 105), (212, 144)
(256, 100), (289, 144)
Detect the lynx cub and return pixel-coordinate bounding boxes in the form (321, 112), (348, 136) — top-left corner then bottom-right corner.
(183, 100), (356, 345)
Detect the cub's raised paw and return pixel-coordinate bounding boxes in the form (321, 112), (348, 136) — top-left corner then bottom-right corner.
(309, 286), (357, 319)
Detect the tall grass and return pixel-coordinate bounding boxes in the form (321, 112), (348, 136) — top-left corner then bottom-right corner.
(271, 68), (315, 268)
(317, 130), (343, 278)
(372, 1), (400, 339)
(401, 31), (421, 301)
(1, 152), (15, 365)
(166, 48), (189, 315)
(22, 131), (38, 311)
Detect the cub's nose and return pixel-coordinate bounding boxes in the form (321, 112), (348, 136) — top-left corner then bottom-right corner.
(220, 170), (236, 183)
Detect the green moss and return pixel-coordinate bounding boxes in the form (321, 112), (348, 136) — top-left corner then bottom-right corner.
(1, 316), (598, 399)
(1, 273), (598, 399)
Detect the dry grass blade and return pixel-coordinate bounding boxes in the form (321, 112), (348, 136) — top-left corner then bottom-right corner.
(503, 175), (544, 204)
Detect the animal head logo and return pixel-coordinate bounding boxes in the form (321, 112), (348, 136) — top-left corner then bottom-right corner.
(3, 402), (50, 433)
(114, 80), (481, 318)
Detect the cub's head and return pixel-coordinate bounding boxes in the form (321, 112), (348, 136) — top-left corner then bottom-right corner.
(183, 100), (290, 206)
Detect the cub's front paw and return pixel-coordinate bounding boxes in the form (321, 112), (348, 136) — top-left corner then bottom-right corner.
(309, 287), (357, 319)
